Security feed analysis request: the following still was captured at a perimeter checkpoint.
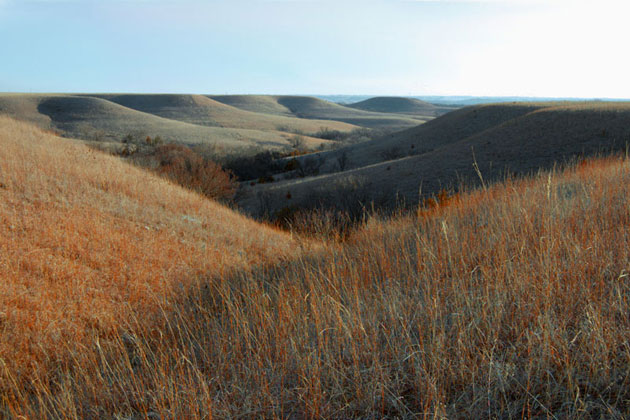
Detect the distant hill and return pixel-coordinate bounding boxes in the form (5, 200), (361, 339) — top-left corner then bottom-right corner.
(415, 95), (630, 106)
(0, 94), (333, 150)
(88, 94), (356, 134)
(238, 101), (630, 215)
(0, 93), (443, 152)
(211, 95), (428, 130)
(208, 95), (295, 116)
(310, 103), (546, 171)
(346, 96), (451, 116)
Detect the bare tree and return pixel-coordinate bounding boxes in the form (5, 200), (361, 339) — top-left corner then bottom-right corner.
(297, 156), (324, 177)
(336, 151), (349, 171)
(289, 135), (306, 151)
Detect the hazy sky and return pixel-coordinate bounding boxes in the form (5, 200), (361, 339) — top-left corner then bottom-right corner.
(1, 0), (628, 97)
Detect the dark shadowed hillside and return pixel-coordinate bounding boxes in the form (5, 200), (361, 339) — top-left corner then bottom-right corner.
(240, 102), (630, 215)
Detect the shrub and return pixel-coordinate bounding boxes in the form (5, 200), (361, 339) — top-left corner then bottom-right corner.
(284, 158), (300, 171)
(257, 175), (274, 184)
(145, 135), (164, 146)
(311, 127), (391, 147)
(313, 127), (344, 140)
(380, 146), (403, 160)
(273, 206), (357, 241)
(336, 151), (349, 171)
(223, 150), (286, 181)
(296, 156), (324, 177)
(288, 134), (307, 151)
(152, 144), (237, 201)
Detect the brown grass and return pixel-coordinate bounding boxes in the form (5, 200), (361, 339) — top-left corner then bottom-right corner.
(1, 117), (630, 418)
(0, 117), (299, 417)
(146, 143), (238, 202)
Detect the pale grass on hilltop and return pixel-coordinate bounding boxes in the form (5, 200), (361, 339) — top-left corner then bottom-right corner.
(1, 117), (630, 418)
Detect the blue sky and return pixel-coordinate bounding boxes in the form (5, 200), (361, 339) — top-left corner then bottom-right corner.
(1, 0), (629, 97)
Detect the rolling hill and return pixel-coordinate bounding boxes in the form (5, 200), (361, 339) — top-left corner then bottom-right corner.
(88, 93), (357, 133)
(3, 115), (630, 418)
(211, 95), (429, 129)
(239, 102), (630, 215)
(346, 96), (453, 116)
(307, 102), (549, 172)
(0, 94), (333, 151)
(0, 116), (299, 415)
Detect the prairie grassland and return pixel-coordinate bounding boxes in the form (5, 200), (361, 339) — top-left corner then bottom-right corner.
(211, 95), (424, 130)
(0, 94), (334, 151)
(1, 117), (630, 418)
(0, 117), (299, 417)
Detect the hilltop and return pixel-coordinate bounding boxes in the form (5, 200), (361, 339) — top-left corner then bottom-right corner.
(0, 94), (338, 150)
(347, 96), (453, 116)
(211, 95), (429, 129)
(0, 93), (449, 154)
(239, 101), (630, 215)
(88, 93), (357, 133)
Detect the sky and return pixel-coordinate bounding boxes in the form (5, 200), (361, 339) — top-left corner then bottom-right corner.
(0, 0), (629, 97)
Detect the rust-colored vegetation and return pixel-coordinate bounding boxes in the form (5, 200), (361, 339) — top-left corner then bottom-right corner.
(150, 143), (237, 201)
(1, 116), (629, 418)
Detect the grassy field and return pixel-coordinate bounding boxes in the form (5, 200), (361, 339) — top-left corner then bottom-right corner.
(211, 95), (428, 130)
(242, 102), (630, 215)
(87, 94), (358, 133)
(0, 94), (339, 151)
(0, 117), (302, 417)
(347, 96), (454, 116)
(1, 116), (629, 418)
(0, 93), (445, 155)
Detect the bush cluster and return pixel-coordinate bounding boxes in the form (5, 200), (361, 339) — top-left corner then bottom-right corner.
(222, 150), (287, 181)
(151, 144), (237, 202)
(311, 127), (388, 145)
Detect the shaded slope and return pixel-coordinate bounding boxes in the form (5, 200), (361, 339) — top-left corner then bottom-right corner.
(239, 102), (630, 214)
(0, 93), (54, 128)
(91, 93), (357, 133)
(312, 103), (547, 171)
(209, 94), (295, 116)
(0, 94), (329, 150)
(276, 96), (427, 129)
(212, 95), (427, 129)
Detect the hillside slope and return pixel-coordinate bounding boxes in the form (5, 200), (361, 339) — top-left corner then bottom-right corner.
(347, 96), (451, 116)
(305, 103), (548, 172)
(90, 93), (357, 133)
(217, 156), (630, 417)
(2, 116), (629, 418)
(211, 95), (428, 129)
(0, 94), (330, 150)
(240, 102), (630, 214)
(0, 117), (298, 412)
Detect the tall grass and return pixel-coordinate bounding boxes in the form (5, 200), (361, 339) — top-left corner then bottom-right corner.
(0, 117), (298, 418)
(1, 117), (629, 418)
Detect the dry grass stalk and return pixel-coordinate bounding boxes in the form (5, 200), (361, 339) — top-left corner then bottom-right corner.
(1, 117), (629, 418)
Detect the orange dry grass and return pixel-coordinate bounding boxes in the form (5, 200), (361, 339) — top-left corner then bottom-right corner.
(160, 155), (629, 418)
(0, 117), (296, 414)
(2, 116), (630, 418)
